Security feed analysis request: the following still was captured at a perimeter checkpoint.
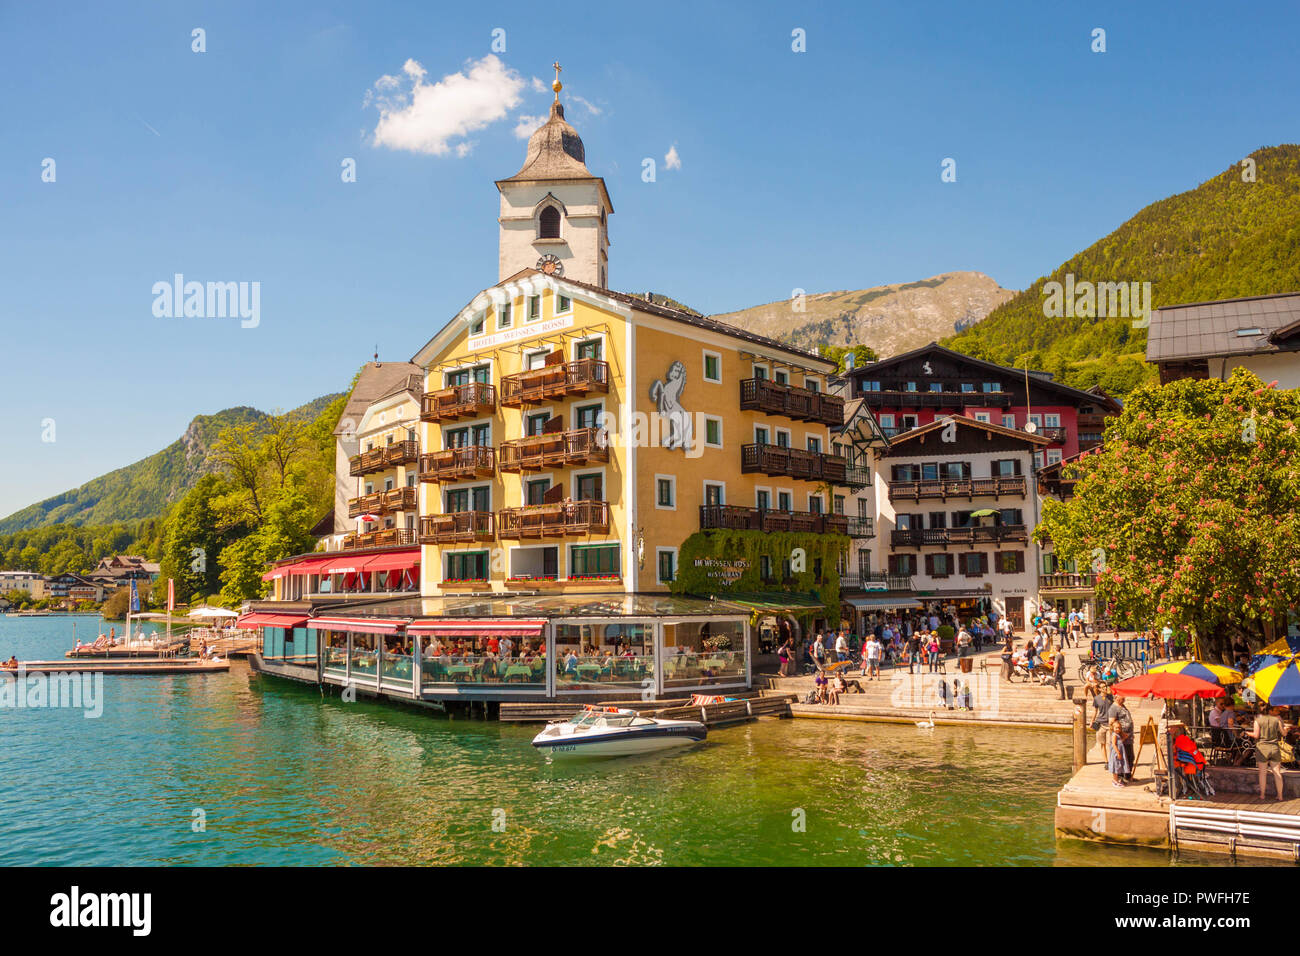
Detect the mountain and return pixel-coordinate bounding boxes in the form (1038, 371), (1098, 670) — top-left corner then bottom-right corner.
(712, 272), (1015, 359)
(0, 395), (342, 533)
(944, 144), (1300, 397)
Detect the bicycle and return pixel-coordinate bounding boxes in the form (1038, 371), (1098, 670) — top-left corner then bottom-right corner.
(1077, 654), (1139, 684)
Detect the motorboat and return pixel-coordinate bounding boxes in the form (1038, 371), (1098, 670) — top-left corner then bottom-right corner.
(531, 706), (707, 758)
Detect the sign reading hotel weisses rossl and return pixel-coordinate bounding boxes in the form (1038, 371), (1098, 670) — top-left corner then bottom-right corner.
(466, 314), (574, 351)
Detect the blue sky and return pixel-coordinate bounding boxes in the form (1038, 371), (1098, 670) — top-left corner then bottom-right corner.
(2, 0), (1297, 519)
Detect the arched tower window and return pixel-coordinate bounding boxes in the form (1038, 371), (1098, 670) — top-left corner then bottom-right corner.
(538, 205), (561, 239)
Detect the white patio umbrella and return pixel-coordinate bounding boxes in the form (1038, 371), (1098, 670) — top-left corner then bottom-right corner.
(187, 606), (238, 619)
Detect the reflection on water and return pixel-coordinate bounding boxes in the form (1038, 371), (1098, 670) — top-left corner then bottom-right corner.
(0, 616), (1238, 866)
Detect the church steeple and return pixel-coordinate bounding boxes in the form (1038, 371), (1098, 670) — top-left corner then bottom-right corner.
(495, 64), (613, 288)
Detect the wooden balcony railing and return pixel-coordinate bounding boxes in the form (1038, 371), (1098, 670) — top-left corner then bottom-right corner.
(420, 383), (497, 422)
(498, 427), (609, 472)
(348, 440), (419, 477)
(740, 444), (848, 482)
(890, 525), (1029, 548)
(419, 445), (496, 482)
(698, 504), (848, 535)
(738, 378), (844, 426)
(887, 476), (1027, 501)
(859, 389), (1015, 409)
(497, 500), (611, 539)
(419, 511), (495, 544)
(1040, 426), (1068, 443)
(500, 359), (610, 407)
(347, 486), (418, 518)
(1039, 572), (1097, 590)
(339, 528), (417, 551)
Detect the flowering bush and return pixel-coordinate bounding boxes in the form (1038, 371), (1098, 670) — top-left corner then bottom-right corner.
(1037, 368), (1300, 657)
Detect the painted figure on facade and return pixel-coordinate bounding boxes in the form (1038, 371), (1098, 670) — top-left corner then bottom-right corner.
(650, 360), (693, 451)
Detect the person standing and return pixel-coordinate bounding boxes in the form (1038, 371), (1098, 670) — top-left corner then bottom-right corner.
(835, 630), (849, 663)
(812, 633), (827, 672)
(907, 631), (922, 674)
(1110, 695), (1135, 781)
(956, 624), (972, 663)
(1160, 624), (1173, 660)
(1108, 717), (1132, 787)
(865, 634), (882, 680)
(927, 632), (942, 673)
(1053, 647), (1068, 700)
(1247, 706), (1287, 800)
(1091, 687), (1113, 762)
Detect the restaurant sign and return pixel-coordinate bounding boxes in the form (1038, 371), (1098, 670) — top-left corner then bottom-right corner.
(693, 557), (749, 584)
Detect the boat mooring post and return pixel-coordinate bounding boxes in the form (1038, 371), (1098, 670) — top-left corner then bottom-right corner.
(1071, 693), (1088, 771)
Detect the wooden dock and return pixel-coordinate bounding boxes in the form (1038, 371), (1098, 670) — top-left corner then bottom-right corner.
(498, 693), (794, 726)
(7, 658), (230, 675)
(1055, 716), (1300, 862)
(66, 639), (189, 659)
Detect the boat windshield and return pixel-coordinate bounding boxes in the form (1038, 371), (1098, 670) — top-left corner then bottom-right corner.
(568, 711), (642, 728)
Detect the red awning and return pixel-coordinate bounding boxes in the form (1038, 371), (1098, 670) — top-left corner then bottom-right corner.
(407, 618), (546, 639)
(361, 550), (421, 573)
(261, 556), (333, 582)
(306, 616), (408, 634)
(236, 612), (309, 630)
(316, 556), (371, 575)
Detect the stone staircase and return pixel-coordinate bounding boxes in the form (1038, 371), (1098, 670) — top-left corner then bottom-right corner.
(760, 657), (1076, 728)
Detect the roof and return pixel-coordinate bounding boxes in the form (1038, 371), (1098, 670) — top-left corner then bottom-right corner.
(499, 101), (596, 184)
(334, 362), (423, 437)
(412, 269), (833, 371)
(848, 341), (1121, 406)
(1146, 291), (1300, 364)
(835, 396), (890, 446)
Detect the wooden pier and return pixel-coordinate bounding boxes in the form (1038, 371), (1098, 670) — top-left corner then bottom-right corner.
(8, 658), (230, 675)
(498, 692), (794, 726)
(66, 639), (189, 659)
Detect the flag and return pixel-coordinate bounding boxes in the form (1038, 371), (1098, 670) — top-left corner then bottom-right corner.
(130, 579), (140, 613)
(167, 578), (175, 612)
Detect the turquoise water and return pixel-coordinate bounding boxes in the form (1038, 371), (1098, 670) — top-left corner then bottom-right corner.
(0, 615), (1203, 866)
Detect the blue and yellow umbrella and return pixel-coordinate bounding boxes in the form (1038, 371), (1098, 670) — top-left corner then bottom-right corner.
(1146, 659), (1243, 686)
(1247, 653), (1290, 676)
(1249, 658), (1300, 706)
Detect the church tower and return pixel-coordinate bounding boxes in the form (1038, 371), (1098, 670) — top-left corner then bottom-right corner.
(496, 64), (613, 288)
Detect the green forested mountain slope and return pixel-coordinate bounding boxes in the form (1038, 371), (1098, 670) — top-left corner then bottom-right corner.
(0, 395), (341, 533)
(943, 144), (1300, 397)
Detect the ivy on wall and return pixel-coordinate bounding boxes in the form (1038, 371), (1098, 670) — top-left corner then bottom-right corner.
(670, 529), (849, 620)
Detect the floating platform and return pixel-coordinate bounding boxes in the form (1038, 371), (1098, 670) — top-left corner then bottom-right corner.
(5, 657), (230, 675)
(65, 640), (189, 659)
(1055, 739), (1300, 862)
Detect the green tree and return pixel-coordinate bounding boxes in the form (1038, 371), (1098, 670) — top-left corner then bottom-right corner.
(217, 487), (317, 605)
(158, 474), (231, 606)
(818, 344), (879, 374)
(1037, 368), (1300, 658)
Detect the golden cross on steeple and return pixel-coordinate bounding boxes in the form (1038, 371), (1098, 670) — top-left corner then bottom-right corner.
(551, 61), (563, 100)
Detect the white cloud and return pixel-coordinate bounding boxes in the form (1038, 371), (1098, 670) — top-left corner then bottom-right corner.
(664, 144), (682, 170)
(513, 114), (545, 139)
(569, 93), (601, 116)
(530, 77), (547, 93)
(365, 54), (525, 156)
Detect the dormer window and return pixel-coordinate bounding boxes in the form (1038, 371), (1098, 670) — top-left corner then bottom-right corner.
(539, 206), (561, 239)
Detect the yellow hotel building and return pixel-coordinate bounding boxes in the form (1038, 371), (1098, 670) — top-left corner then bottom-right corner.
(252, 75), (859, 707)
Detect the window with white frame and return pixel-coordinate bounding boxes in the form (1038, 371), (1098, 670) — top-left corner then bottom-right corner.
(1046, 448), (1063, 465)
(656, 548), (677, 584)
(703, 416), (722, 448)
(702, 350), (722, 384)
(555, 294), (572, 315)
(1002, 414), (1016, 429)
(655, 475), (676, 510)
(498, 303), (512, 329)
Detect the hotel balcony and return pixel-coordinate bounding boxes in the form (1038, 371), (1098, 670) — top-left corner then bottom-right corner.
(845, 516), (875, 538)
(497, 500), (611, 539)
(346, 486), (417, 518)
(842, 464), (871, 489)
(339, 528), (417, 551)
(499, 358), (610, 407)
(1039, 571), (1097, 591)
(738, 378), (844, 426)
(862, 389), (1013, 409)
(419, 445), (496, 482)
(841, 571), (912, 591)
(419, 511), (496, 545)
(498, 427), (609, 472)
(890, 525), (1029, 548)
(348, 440), (419, 477)
(887, 476), (1027, 501)
(698, 504), (848, 535)
(1040, 426), (1067, 443)
(420, 383), (497, 423)
(740, 443), (848, 482)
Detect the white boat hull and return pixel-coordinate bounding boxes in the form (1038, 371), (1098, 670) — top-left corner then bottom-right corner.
(532, 715), (707, 759)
